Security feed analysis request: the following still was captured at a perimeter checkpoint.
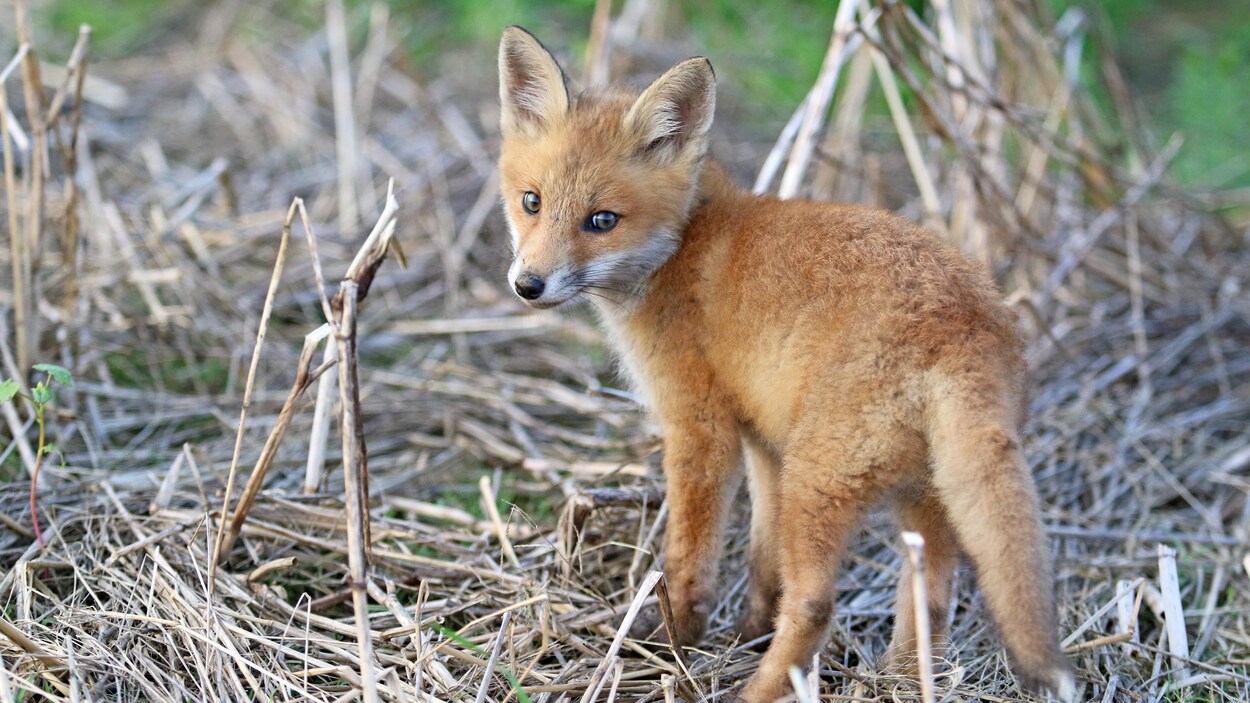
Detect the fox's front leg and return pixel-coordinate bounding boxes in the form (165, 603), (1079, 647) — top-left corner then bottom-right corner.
(658, 407), (743, 646)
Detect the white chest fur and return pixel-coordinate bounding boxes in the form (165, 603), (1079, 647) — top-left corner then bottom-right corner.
(592, 301), (660, 416)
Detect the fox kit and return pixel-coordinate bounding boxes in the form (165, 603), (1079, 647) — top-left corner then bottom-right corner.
(497, 27), (1075, 703)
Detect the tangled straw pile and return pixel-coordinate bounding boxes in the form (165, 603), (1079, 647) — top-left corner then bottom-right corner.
(1, 0), (1247, 700)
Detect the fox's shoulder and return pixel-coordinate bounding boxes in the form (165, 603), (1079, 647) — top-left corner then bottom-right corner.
(679, 170), (1004, 312)
(691, 185), (958, 269)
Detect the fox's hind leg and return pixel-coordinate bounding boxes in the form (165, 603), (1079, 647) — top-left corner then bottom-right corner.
(928, 378), (1075, 702)
(738, 412), (888, 703)
(884, 491), (961, 672)
(735, 437), (782, 645)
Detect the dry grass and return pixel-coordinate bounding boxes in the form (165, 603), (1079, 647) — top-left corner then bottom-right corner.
(1, 1), (1248, 701)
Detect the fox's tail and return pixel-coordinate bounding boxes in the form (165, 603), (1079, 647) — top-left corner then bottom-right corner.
(926, 373), (1075, 702)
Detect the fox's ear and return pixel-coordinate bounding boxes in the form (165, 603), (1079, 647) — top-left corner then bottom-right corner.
(499, 26), (570, 137)
(625, 58), (716, 164)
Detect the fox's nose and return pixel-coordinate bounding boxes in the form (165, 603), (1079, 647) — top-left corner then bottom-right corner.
(514, 272), (546, 300)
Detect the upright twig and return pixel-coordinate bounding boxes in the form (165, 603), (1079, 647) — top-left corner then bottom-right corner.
(327, 0), (361, 231)
(336, 279), (379, 703)
(1157, 545), (1190, 679)
(473, 611), (514, 703)
(219, 325), (334, 555)
(297, 198), (340, 494)
(479, 476), (521, 570)
(1115, 579), (1140, 656)
(2, 46), (31, 378)
(860, 0), (943, 231)
(902, 531), (936, 703)
(49, 26), (92, 324)
(777, 0), (859, 199)
(13, 0), (46, 373)
(304, 184), (398, 495)
(323, 185), (400, 702)
(584, 0), (614, 85)
(754, 92), (810, 195)
(210, 201), (295, 584)
(655, 576), (703, 703)
(304, 341), (338, 494)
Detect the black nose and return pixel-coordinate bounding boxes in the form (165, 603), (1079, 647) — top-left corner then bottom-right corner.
(514, 273), (545, 300)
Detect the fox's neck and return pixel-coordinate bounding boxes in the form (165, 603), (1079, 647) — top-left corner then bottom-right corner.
(694, 158), (748, 206)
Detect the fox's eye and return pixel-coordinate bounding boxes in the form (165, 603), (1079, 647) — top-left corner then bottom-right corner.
(522, 192), (540, 214)
(588, 211), (619, 232)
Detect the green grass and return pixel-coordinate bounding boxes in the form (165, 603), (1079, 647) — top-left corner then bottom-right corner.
(48, 0), (184, 55)
(1052, 0), (1250, 190)
(1169, 27), (1250, 188)
(102, 348), (230, 394)
(426, 465), (558, 524)
(0, 450), (24, 482)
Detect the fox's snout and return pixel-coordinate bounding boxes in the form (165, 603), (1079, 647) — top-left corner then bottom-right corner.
(507, 259), (574, 308)
(512, 271), (545, 301)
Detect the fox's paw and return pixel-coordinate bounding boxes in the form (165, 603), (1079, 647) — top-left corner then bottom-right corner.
(881, 636), (954, 676)
(666, 595), (710, 646)
(736, 670), (791, 703)
(626, 599), (709, 647)
(1018, 663), (1076, 703)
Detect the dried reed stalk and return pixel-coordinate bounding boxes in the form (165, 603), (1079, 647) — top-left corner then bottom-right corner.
(209, 201), (294, 586)
(754, 92), (810, 195)
(1157, 545), (1190, 678)
(584, 0), (614, 85)
(327, 0), (361, 231)
(2, 47), (30, 381)
(335, 279), (380, 703)
(219, 324), (333, 555)
(902, 532), (936, 703)
(12, 0), (45, 373)
(777, 0), (859, 199)
(50, 26), (91, 324)
(303, 341), (338, 494)
(654, 576), (703, 703)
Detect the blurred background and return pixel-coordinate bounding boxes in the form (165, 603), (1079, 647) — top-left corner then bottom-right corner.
(36, 0), (1250, 192)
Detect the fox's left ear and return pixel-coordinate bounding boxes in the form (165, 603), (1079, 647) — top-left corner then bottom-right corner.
(499, 26), (571, 137)
(625, 58), (716, 164)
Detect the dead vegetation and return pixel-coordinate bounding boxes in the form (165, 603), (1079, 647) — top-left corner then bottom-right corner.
(0, 0), (1248, 701)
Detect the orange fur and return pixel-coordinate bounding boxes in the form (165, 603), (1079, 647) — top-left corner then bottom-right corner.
(497, 26), (1075, 703)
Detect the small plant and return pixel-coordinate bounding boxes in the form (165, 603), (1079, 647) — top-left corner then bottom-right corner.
(0, 363), (73, 548)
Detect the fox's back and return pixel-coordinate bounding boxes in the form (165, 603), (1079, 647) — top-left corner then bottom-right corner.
(632, 173), (1026, 444)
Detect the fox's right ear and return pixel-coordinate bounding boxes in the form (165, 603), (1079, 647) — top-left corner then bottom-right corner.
(499, 26), (570, 137)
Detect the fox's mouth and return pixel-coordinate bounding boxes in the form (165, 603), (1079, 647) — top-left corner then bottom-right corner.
(520, 285), (584, 308)
(523, 297), (569, 309)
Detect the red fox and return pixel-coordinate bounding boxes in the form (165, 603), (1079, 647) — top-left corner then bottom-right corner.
(497, 26), (1075, 703)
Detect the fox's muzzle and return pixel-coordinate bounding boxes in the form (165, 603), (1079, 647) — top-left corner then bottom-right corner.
(513, 272), (545, 300)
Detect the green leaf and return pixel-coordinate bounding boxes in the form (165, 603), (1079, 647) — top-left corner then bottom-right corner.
(33, 363), (72, 386)
(32, 386), (52, 406)
(0, 379), (18, 404)
(42, 444), (65, 464)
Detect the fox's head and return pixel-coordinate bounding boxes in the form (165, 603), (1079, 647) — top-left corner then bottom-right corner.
(497, 26), (715, 309)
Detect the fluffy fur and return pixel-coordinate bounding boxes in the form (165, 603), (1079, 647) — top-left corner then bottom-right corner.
(497, 26), (1075, 703)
